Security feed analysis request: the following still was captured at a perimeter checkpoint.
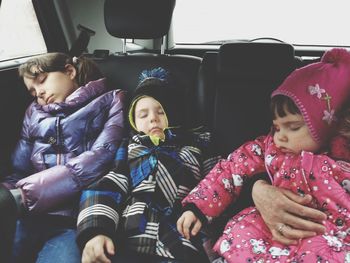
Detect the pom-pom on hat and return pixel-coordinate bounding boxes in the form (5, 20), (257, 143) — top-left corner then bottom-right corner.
(272, 48), (350, 144)
(128, 67), (182, 132)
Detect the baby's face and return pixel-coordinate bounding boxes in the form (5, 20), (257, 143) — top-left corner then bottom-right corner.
(134, 96), (168, 138)
(273, 111), (320, 154)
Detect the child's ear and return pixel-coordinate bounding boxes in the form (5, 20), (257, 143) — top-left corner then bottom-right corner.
(64, 64), (77, 80)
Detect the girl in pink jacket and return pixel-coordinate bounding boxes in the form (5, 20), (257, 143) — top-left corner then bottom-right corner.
(178, 48), (350, 262)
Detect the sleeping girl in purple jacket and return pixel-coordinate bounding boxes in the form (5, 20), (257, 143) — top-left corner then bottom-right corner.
(0, 52), (126, 263)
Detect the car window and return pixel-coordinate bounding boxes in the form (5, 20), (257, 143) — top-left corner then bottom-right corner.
(0, 0), (47, 62)
(173, 0), (350, 46)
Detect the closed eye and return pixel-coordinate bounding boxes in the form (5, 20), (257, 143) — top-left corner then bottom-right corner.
(289, 122), (304, 131)
(37, 74), (47, 84)
(137, 111), (148, 118)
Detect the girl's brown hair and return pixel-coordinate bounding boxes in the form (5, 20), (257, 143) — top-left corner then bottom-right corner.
(337, 100), (350, 140)
(18, 52), (103, 87)
(270, 95), (300, 119)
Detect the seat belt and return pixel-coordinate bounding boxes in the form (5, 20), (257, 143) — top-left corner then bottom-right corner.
(69, 24), (95, 57)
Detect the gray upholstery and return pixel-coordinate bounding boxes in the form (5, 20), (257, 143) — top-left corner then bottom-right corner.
(199, 42), (297, 156)
(104, 0), (175, 39)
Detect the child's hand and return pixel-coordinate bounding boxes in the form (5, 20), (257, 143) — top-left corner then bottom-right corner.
(177, 211), (202, 240)
(82, 234), (115, 263)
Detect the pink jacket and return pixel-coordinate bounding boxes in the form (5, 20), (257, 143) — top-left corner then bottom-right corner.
(183, 135), (350, 262)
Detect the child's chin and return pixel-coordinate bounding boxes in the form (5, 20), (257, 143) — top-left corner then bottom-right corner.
(150, 131), (165, 138)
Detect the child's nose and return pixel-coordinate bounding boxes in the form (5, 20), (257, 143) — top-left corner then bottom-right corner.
(36, 87), (45, 97)
(277, 131), (287, 142)
(150, 113), (158, 122)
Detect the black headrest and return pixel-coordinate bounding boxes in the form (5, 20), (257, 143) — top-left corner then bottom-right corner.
(104, 0), (176, 39)
(217, 42), (295, 80)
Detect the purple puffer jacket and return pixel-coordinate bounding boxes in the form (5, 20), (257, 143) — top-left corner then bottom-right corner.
(2, 78), (126, 217)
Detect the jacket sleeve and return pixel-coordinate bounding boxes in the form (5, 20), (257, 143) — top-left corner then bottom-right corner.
(300, 152), (350, 217)
(182, 136), (267, 222)
(2, 104), (35, 189)
(76, 138), (130, 250)
(192, 131), (222, 177)
(16, 90), (126, 213)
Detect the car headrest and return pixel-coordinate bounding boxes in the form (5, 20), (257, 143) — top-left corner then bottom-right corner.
(217, 42), (296, 80)
(104, 0), (176, 39)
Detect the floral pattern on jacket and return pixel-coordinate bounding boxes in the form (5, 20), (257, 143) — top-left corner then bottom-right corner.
(2, 78), (126, 216)
(183, 135), (350, 262)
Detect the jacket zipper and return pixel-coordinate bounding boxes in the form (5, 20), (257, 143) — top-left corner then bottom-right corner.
(56, 116), (62, 165)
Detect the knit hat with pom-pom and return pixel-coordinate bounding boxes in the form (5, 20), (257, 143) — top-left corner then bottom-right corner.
(128, 67), (182, 132)
(272, 48), (350, 144)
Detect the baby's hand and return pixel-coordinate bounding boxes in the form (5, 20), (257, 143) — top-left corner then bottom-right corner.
(177, 211), (202, 240)
(82, 234), (115, 263)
